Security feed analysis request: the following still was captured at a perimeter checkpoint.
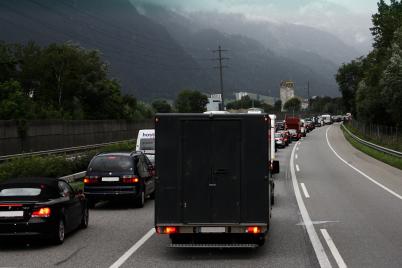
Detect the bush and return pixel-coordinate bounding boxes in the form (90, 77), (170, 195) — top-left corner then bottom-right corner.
(0, 141), (135, 182)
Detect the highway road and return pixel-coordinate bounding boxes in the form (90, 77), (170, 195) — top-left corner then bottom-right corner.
(1, 124), (402, 267)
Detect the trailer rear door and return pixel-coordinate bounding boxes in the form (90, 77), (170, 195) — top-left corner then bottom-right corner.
(181, 119), (241, 224)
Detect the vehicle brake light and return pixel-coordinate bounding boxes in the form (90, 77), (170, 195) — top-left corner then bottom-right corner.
(164, 227), (177, 234)
(122, 176), (139, 183)
(246, 226), (261, 234)
(84, 176), (99, 184)
(32, 207), (51, 218)
(157, 226), (178, 234)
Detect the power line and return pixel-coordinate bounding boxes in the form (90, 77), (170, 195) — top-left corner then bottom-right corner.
(213, 45), (229, 110)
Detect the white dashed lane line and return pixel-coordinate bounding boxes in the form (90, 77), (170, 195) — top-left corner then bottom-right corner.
(300, 183), (310, 199)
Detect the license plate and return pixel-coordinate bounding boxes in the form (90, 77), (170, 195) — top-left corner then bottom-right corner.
(0, 211), (24, 217)
(200, 227), (226, 233)
(102, 177), (120, 182)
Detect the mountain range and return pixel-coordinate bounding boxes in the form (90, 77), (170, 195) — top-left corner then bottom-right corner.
(0, 0), (363, 100)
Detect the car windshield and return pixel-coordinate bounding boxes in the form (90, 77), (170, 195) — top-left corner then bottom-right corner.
(139, 138), (155, 151)
(89, 156), (134, 172)
(288, 129), (297, 134)
(0, 188), (41, 197)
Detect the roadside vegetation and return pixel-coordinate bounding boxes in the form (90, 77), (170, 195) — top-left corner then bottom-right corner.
(342, 124), (402, 170)
(0, 141), (135, 182)
(336, 1), (402, 128)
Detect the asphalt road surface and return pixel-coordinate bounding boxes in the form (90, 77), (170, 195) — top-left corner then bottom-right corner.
(1, 123), (402, 268)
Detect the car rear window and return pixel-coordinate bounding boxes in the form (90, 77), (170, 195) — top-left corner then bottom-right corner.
(89, 155), (134, 172)
(139, 138), (155, 151)
(0, 188), (41, 197)
(274, 133), (282, 138)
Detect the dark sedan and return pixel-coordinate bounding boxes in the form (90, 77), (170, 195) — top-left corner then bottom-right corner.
(84, 151), (156, 208)
(0, 178), (89, 245)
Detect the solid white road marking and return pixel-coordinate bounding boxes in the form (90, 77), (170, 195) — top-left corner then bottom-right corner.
(321, 229), (347, 268)
(301, 183), (310, 198)
(296, 164), (300, 172)
(290, 143), (332, 268)
(296, 154), (299, 159)
(326, 127), (402, 201)
(109, 228), (155, 268)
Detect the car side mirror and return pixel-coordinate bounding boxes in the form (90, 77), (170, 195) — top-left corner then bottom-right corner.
(271, 160), (280, 174)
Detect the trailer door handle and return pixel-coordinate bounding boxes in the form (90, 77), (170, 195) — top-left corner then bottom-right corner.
(208, 183), (217, 187)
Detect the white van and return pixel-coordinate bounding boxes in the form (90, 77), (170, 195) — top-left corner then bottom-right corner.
(321, 114), (332, 125)
(136, 129), (155, 164)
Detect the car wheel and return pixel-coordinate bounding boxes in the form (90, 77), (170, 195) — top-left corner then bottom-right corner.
(80, 206), (89, 229)
(135, 190), (145, 208)
(52, 219), (65, 245)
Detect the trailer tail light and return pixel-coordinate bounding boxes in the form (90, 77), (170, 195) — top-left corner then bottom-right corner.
(246, 226), (261, 234)
(156, 226), (178, 234)
(84, 176), (99, 184)
(122, 176), (139, 184)
(32, 207), (51, 218)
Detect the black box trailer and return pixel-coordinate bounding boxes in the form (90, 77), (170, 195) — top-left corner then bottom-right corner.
(154, 113), (279, 248)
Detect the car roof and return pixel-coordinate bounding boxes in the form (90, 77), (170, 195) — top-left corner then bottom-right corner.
(0, 177), (62, 187)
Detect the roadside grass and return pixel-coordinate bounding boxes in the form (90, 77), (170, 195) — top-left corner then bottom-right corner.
(0, 140), (136, 183)
(342, 126), (402, 170)
(344, 123), (402, 152)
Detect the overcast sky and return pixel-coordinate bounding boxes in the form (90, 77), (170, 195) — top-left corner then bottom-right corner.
(135, 0), (381, 52)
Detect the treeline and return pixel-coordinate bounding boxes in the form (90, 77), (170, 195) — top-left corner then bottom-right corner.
(336, 0), (402, 127)
(0, 42), (153, 121)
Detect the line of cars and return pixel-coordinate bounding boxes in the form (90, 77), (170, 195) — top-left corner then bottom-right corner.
(0, 129), (157, 245)
(274, 116), (317, 149)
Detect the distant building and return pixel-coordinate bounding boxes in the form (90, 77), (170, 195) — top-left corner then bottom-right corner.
(206, 94), (222, 111)
(280, 81), (295, 111)
(234, 91), (275, 106)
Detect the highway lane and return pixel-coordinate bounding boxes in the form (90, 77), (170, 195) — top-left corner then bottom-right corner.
(296, 124), (402, 267)
(119, 142), (319, 268)
(0, 140), (320, 268)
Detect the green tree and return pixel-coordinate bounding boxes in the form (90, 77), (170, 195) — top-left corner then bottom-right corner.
(0, 80), (33, 120)
(152, 100), (172, 113)
(381, 27), (402, 126)
(175, 90), (208, 113)
(336, 58), (364, 115)
(274, 100), (282, 112)
(283, 98), (301, 112)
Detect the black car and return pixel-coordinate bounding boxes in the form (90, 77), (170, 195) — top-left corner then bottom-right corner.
(0, 177), (89, 245)
(84, 152), (156, 208)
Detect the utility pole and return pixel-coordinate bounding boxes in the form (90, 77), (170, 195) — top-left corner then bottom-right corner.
(213, 46), (229, 111)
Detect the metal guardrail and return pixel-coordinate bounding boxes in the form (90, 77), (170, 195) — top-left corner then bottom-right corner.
(0, 139), (135, 162)
(341, 123), (402, 158)
(59, 171), (86, 183)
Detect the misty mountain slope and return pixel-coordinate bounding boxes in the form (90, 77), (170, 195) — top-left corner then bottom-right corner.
(0, 0), (209, 100)
(137, 3), (339, 97)
(185, 12), (361, 66)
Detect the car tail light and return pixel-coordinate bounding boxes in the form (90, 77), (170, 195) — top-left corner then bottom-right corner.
(84, 176), (99, 184)
(122, 176), (139, 184)
(246, 226), (261, 234)
(156, 226), (178, 234)
(32, 207), (51, 218)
